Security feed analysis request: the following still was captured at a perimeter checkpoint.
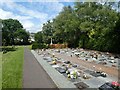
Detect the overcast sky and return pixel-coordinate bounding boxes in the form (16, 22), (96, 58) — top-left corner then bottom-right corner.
(0, 0), (119, 33)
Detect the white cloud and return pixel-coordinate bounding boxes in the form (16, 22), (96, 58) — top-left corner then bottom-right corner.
(11, 0), (75, 2)
(0, 9), (32, 20)
(0, 0), (65, 32)
(0, 9), (34, 30)
(0, 9), (13, 19)
(22, 20), (34, 29)
(0, 1), (49, 21)
(47, 2), (64, 12)
(13, 0), (59, 2)
(59, 0), (74, 2)
(0, 2), (47, 32)
(14, 4), (48, 21)
(24, 23), (42, 33)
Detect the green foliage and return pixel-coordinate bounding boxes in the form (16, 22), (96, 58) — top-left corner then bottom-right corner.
(2, 46), (16, 54)
(0, 52), (1, 90)
(2, 19), (30, 46)
(42, 20), (54, 44)
(31, 42), (39, 49)
(2, 46), (24, 88)
(14, 29), (30, 45)
(31, 42), (47, 49)
(34, 31), (43, 44)
(36, 2), (120, 53)
(53, 6), (80, 47)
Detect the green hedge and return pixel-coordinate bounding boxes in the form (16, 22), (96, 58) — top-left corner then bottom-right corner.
(31, 43), (39, 49)
(32, 43), (48, 49)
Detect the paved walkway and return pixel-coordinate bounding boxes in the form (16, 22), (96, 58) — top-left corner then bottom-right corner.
(23, 47), (57, 88)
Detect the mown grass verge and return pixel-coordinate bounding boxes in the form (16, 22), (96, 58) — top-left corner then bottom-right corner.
(2, 46), (24, 88)
(0, 52), (2, 89)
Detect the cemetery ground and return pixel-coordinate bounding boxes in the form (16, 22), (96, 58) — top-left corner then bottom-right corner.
(33, 48), (120, 89)
(1, 46), (120, 89)
(2, 46), (24, 88)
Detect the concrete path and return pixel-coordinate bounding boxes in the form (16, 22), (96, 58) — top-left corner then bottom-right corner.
(23, 47), (57, 88)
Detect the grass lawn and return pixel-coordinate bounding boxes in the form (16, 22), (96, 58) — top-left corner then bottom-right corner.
(0, 52), (2, 89)
(2, 46), (24, 88)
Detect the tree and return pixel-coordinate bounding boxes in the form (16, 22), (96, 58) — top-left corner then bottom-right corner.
(42, 20), (54, 44)
(14, 29), (30, 45)
(2, 19), (23, 45)
(34, 31), (43, 44)
(34, 31), (47, 49)
(36, 2), (120, 53)
(74, 2), (119, 51)
(53, 6), (80, 47)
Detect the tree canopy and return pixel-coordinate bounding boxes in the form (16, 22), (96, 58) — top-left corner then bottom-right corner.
(2, 19), (30, 45)
(35, 2), (120, 53)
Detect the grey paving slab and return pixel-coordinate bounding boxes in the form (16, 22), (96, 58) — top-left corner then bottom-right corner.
(83, 77), (105, 88)
(31, 50), (77, 89)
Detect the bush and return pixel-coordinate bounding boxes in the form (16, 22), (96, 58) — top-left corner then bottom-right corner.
(32, 43), (39, 49)
(3, 50), (7, 54)
(45, 44), (49, 49)
(32, 43), (48, 49)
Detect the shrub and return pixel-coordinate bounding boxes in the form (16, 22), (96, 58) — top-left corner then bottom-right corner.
(32, 43), (48, 49)
(32, 42), (39, 49)
(3, 50), (7, 54)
